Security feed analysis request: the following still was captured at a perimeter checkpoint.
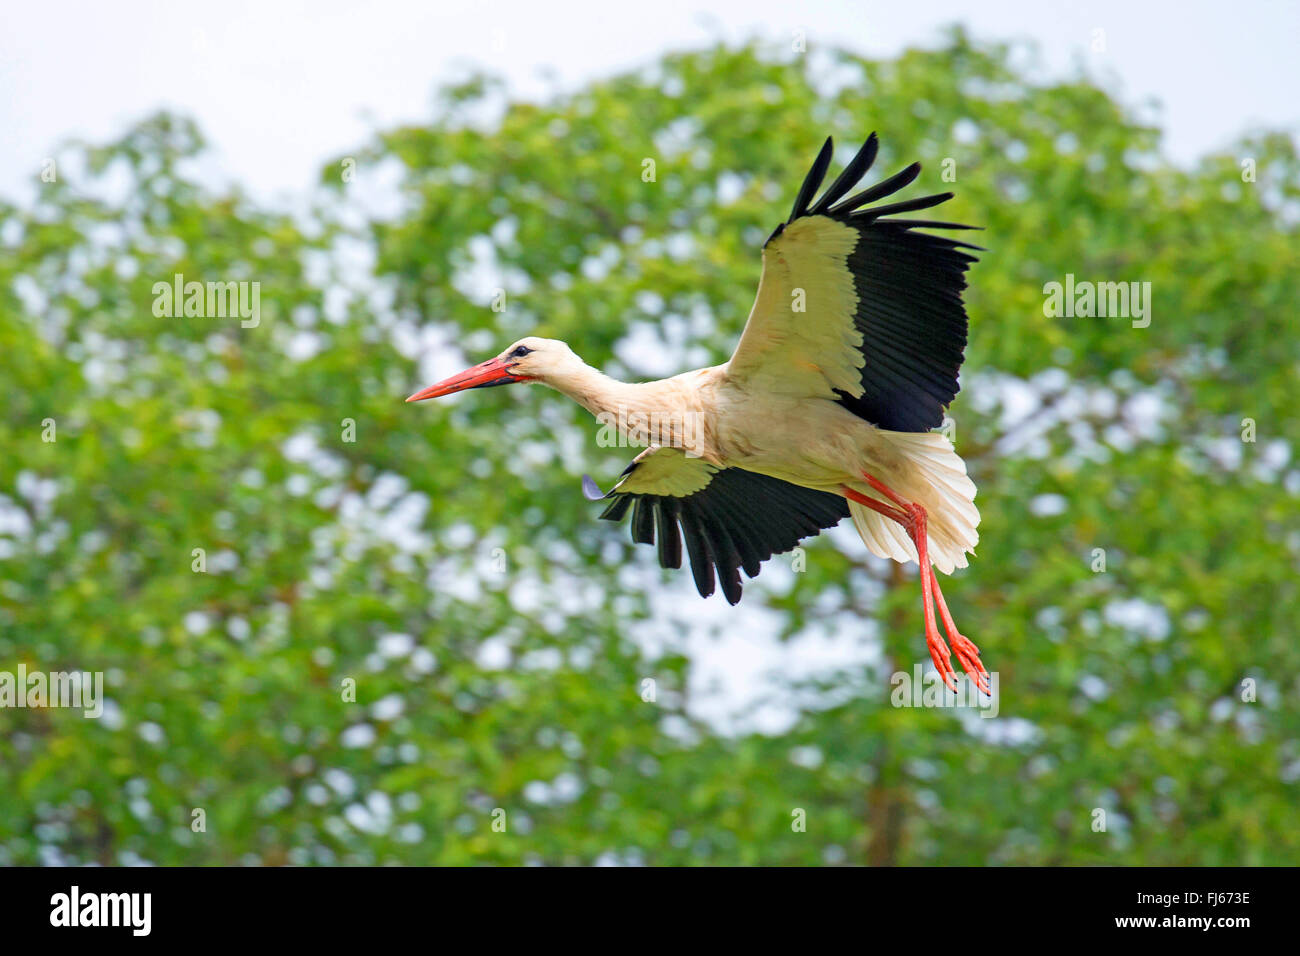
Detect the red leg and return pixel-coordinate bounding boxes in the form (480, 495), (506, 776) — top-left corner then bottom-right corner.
(905, 500), (956, 692)
(862, 474), (911, 511)
(841, 485), (908, 525)
(842, 479), (986, 694)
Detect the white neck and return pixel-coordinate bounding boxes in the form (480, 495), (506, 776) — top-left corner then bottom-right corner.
(540, 358), (718, 462)
(543, 361), (649, 420)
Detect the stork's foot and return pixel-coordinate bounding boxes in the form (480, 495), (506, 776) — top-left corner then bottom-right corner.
(950, 633), (988, 694)
(929, 567), (990, 696)
(924, 614), (959, 694)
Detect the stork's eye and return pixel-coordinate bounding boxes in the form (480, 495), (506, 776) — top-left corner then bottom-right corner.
(509, 346), (532, 358)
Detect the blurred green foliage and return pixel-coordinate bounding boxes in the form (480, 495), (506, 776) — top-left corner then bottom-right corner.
(2, 29), (1298, 865)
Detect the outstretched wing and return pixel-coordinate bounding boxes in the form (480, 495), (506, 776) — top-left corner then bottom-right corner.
(727, 134), (981, 433)
(584, 447), (849, 605)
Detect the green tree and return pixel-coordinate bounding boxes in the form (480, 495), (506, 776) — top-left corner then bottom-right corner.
(2, 29), (1297, 864)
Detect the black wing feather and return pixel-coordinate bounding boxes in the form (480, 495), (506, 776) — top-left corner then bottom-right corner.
(787, 136), (834, 222)
(676, 501), (717, 599)
(693, 503), (744, 605)
(774, 134), (983, 432)
(596, 467), (848, 605)
(853, 192), (954, 221)
(655, 498), (682, 569)
(631, 497), (656, 545)
(598, 495), (633, 522)
(808, 133), (878, 216)
(827, 161), (920, 215)
(831, 227), (977, 430)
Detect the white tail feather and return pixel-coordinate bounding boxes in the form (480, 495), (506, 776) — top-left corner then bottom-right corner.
(848, 431), (979, 575)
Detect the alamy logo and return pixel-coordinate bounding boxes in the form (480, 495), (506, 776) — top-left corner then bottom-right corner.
(1042, 273), (1151, 328)
(0, 664), (103, 718)
(50, 886), (151, 936)
(152, 272), (261, 327)
(890, 664), (999, 717)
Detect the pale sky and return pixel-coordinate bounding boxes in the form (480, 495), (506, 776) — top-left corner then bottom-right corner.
(2, 0), (1298, 206)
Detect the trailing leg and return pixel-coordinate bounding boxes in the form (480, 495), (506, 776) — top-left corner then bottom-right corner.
(842, 476), (986, 694)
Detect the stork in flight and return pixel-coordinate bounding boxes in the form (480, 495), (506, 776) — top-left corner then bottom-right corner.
(407, 133), (988, 694)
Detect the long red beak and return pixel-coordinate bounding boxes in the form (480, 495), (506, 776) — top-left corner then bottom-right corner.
(405, 357), (521, 402)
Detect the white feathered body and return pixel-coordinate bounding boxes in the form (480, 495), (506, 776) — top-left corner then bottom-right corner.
(548, 360), (979, 575)
(710, 379), (978, 574)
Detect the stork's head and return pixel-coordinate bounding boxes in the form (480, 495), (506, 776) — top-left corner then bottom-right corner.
(405, 336), (582, 402)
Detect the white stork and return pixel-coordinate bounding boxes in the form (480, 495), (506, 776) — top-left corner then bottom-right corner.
(407, 133), (988, 694)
